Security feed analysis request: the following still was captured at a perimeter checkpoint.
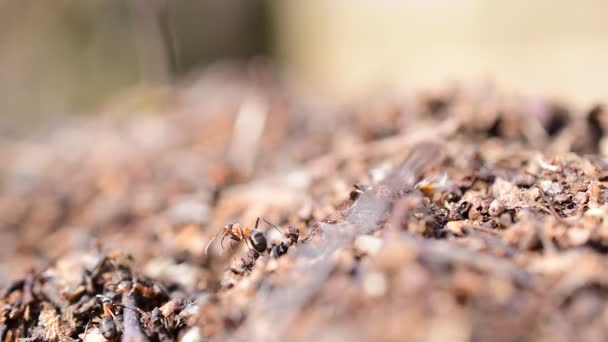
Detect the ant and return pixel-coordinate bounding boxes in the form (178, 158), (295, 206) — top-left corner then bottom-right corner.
(205, 217), (297, 256)
(91, 295), (119, 340)
(90, 294), (149, 340)
(113, 279), (168, 301)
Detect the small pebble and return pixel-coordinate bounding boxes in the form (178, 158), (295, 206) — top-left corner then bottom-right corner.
(498, 212), (513, 227)
(513, 174), (535, 188)
(265, 259), (279, 272)
(574, 191), (589, 205)
(180, 327), (202, 342)
(585, 206), (608, 218)
(568, 228), (591, 246)
(553, 193), (571, 204)
(527, 187), (541, 200)
(363, 271), (387, 298)
(488, 199), (505, 217)
(375, 241), (416, 271)
(81, 328), (105, 342)
(456, 201), (472, 219)
(287, 170), (312, 188)
(167, 201), (210, 225)
(537, 158), (560, 172)
(539, 180), (563, 196)
(588, 183), (601, 205)
(468, 208), (480, 220)
(297, 203), (313, 221)
(369, 162), (392, 183)
(445, 221), (465, 236)
(354, 235), (383, 256)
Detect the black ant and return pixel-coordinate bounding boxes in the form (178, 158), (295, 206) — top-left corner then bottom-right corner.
(205, 217), (298, 257)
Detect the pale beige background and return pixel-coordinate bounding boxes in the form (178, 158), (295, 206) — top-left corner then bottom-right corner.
(2, 1), (606, 134)
(272, 0), (608, 105)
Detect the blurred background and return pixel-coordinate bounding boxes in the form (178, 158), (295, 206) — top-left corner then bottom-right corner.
(2, 0), (608, 135)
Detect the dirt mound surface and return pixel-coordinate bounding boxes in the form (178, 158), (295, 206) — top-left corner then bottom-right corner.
(2, 75), (608, 341)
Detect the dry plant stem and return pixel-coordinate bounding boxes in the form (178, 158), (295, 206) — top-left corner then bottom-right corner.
(121, 293), (148, 342)
(22, 272), (34, 305)
(228, 95), (268, 177)
(307, 118), (459, 178)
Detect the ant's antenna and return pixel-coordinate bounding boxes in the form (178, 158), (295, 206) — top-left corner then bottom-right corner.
(204, 229), (222, 255)
(114, 303), (147, 316)
(95, 294), (111, 300)
(262, 218), (287, 237)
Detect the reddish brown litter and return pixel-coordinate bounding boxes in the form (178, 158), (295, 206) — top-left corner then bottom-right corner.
(2, 73), (608, 341)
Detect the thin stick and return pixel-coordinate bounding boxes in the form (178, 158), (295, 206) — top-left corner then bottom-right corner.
(121, 293), (148, 342)
(83, 318), (91, 339)
(22, 272), (35, 305)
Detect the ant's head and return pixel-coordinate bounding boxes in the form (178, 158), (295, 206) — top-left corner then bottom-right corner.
(95, 294), (119, 306)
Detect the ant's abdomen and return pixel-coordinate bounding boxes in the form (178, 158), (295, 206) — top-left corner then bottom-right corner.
(249, 230), (267, 252)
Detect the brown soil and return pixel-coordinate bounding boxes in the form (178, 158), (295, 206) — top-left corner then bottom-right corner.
(2, 69), (608, 341)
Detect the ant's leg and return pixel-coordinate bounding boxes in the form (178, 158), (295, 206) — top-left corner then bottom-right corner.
(236, 227), (253, 252)
(244, 237), (253, 252)
(219, 234), (229, 256)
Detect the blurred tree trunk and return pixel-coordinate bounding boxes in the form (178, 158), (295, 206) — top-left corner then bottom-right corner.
(0, 0), (269, 136)
(129, 0), (170, 84)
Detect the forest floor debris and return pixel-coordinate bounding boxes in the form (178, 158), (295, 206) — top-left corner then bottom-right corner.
(2, 70), (608, 341)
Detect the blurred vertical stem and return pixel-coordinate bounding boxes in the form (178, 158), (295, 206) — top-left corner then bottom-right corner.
(129, 0), (170, 84)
